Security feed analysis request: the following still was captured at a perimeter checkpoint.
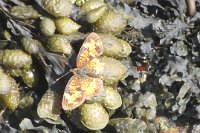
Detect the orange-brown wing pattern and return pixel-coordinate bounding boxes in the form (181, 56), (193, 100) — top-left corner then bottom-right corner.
(62, 75), (85, 110)
(83, 58), (104, 76)
(76, 32), (103, 68)
(62, 32), (104, 111)
(79, 75), (103, 99)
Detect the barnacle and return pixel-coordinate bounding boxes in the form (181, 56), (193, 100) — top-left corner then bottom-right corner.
(170, 41), (188, 56)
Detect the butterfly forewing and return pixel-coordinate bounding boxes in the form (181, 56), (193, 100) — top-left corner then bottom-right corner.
(62, 75), (85, 110)
(76, 32), (103, 69)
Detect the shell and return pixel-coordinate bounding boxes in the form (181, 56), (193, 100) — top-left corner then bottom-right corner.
(21, 37), (42, 55)
(42, 0), (73, 18)
(37, 89), (62, 121)
(40, 17), (56, 36)
(21, 68), (39, 88)
(47, 34), (73, 55)
(85, 5), (107, 23)
(0, 68), (18, 95)
(98, 56), (127, 85)
(80, 0), (105, 12)
(0, 80), (20, 111)
(55, 17), (80, 35)
(101, 86), (122, 110)
(10, 5), (40, 20)
(99, 33), (132, 58)
(0, 49), (32, 69)
(79, 103), (109, 130)
(95, 10), (127, 35)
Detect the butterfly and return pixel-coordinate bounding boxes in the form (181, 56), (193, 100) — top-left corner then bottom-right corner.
(62, 32), (104, 111)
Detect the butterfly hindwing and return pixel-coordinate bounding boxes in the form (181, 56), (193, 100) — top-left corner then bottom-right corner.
(62, 75), (85, 110)
(79, 75), (103, 99)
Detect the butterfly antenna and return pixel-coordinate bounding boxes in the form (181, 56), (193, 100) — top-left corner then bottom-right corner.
(51, 70), (72, 85)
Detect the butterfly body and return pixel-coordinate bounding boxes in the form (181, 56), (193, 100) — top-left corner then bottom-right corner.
(62, 32), (104, 111)
(72, 58), (104, 76)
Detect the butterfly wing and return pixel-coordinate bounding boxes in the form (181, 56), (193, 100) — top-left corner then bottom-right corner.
(62, 75), (85, 111)
(79, 75), (103, 99)
(76, 32), (103, 69)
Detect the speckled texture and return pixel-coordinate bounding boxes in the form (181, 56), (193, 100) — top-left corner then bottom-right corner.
(80, 0), (105, 12)
(40, 17), (56, 36)
(85, 5), (107, 23)
(0, 49), (32, 69)
(21, 37), (42, 54)
(55, 17), (80, 35)
(95, 10), (127, 35)
(10, 5), (40, 19)
(101, 86), (122, 109)
(21, 68), (38, 88)
(0, 73), (19, 111)
(43, 0), (73, 17)
(0, 68), (17, 95)
(98, 56), (127, 85)
(5, 68), (23, 77)
(47, 34), (73, 55)
(109, 118), (147, 133)
(37, 89), (62, 121)
(153, 116), (183, 133)
(99, 33), (132, 58)
(80, 103), (109, 130)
